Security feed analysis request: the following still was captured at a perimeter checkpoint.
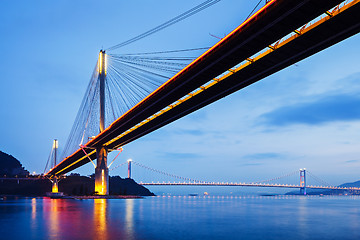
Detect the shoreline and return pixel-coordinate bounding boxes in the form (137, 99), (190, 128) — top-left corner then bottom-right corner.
(0, 194), (144, 199)
(69, 195), (144, 199)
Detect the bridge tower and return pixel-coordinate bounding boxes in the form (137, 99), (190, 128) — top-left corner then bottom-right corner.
(94, 50), (109, 195)
(300, 168), (306, 195)
(127, 159), (132, 179)
(51, 139), (59, 193)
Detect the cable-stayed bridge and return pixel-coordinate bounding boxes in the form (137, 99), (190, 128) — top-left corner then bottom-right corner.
(43, 0), (360, 195)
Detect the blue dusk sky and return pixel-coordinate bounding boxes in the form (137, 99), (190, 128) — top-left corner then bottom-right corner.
(0, 0), (360, 187)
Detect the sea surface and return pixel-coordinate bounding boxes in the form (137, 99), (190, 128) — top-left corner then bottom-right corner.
(0, 195), (359, 240)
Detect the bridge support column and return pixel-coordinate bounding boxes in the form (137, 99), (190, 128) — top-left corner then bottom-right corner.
(300, 168), (306, 195)
(52, 176), (59, 193)
(95, 147), (109, 195)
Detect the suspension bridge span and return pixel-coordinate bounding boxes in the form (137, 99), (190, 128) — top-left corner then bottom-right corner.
(140, 182), (359, 191)
(44, 0), (360, 195)
(119, 160), (360, 195)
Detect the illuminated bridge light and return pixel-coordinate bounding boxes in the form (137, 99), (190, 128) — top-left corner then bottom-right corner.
(98, 50), (107, 75)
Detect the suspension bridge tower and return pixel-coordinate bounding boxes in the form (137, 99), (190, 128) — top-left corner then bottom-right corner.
(127, 159), (132, 179)
(300, 168), (306, 195)
(94, 50), (109, 195)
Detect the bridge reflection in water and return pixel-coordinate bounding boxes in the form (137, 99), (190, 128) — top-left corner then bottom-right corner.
(29, 198), (137, 239)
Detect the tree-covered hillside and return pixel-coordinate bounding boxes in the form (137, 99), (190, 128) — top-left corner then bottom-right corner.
(0, 151), (29, 177)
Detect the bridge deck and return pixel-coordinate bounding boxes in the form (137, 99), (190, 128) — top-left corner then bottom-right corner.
(139, 182), (360, 191)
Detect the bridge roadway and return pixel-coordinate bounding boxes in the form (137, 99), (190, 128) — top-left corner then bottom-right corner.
(139, 182), (360, 191)
(46, 0), (360, 177)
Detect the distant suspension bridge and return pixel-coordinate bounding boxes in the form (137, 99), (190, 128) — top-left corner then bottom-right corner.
(111, 160), (360, 195)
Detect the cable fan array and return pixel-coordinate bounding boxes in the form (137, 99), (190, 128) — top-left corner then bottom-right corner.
(60, 48), (206, 160)
(44, 144), (56, 173)
(58, 0), (269, 162)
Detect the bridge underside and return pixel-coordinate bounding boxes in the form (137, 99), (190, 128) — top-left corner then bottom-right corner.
(46, 0), (360, 177)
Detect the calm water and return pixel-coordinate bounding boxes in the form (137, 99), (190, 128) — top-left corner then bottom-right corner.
(0, 195), (359, 240)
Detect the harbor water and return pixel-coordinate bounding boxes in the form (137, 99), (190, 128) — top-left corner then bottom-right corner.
(0, 195), (359, 240)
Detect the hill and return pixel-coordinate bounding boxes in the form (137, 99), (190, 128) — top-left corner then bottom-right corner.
(0, 150), (154, 196)
(0, 175), (154, 196)
(0, 150), (29, 177)
(339, 180), (360, 188)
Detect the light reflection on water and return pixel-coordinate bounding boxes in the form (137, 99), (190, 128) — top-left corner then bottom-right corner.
(48, 199), (60, 239)
(94, 199), (108, 240)
(125, 199), (135, 239)
(0, 195), (360, 239)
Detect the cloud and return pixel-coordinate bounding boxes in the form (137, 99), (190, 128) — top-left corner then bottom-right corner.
(345, 160), (359, 164)
(260, 94), (360, 126)
(157, 152), (201, 160)
(176, 129), (207, 136)
(237, 153), (284, 167)
(243, 152), (282, 160)
(239, 162), (264, 166)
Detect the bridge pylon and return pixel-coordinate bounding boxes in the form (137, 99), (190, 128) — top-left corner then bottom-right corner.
(127, 159), (132, 179)
(51, 139), (59, 193)
(300, 168), (306, 195)
(94, 50), (109, 195)
(46, 139), (64, 197)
